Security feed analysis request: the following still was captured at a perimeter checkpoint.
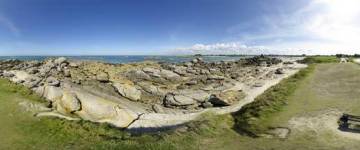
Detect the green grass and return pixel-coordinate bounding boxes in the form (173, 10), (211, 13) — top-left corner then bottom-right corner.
(232, 64), (316, 135)
(300, 56), (339, 64)
(0, 79), (178, 149)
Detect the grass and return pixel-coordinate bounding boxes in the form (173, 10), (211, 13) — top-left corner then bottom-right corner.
(300, 56), (339, 64)
(233, 64), (316, 135)
(0, 79), (176, 149)
(231, 62), (360, 149)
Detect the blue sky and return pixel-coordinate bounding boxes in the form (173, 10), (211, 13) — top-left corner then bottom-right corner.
(0, 0), (359, 55)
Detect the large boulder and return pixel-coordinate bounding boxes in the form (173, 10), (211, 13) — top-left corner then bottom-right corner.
(164, 93), (197, 107)
(56, 90), (82, 114)
(245, 55), (282, 66)
(2, 71), (14, 78)
(46, 77), (60, 86)
(68, 86), (140, 128)
(137, 82), (165, 96)
(54, 57), (67, 65)
(9, 71), (32, 83)
(173, 66), (187, 76)
(113, 83), (142, 101)
(143, 67), (161, 78)
(159, 69), (181, 81)
(127, 70), (151, 80)
(175, 89), (210, 103)
(275, 68), (285, 74)
(96, 72), (109, 82)
(43, 86), (63, 102)
(209, 90), (244, 106)
(8, 71), (41, 88)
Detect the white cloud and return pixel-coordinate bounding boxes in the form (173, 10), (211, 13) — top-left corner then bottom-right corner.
(0, 14), (20, 36)
(174, 42), (312, 55)
(175, 0), (360, 55)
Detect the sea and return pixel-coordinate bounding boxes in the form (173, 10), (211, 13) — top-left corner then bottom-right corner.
(0, 55), (250, 64)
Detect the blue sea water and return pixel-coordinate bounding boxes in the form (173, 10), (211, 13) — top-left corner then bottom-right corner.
(0, 55), (248, 64)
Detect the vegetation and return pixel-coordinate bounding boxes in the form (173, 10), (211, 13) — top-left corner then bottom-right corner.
(233, 65), (316, 135)
(299, 56), (339, 64)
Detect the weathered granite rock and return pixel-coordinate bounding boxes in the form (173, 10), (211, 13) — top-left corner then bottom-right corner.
(113, 83), (142, 101)
(173, 66), (187, 76)
(96, 72), (109, 82)
(137, 82), (165, 96)
(43, 86), (63, 102)
(57, 91), (81, 114)
(159, 69), (181, 81)
(9, 71), (32, 83)
(253, 82), (265, 87)
(2, 71), (14, 77)
(164, 93), (197, 107)
(127, 70), (151, 80)
(46, 77), (60, 86)
(201, 101), (213, 108)
(152, 104), (165, 113)
(245, 55), (282, 66)
(207, 75), (225, 80)
(54, 57), (67, 65)
(0, 56), (304, 129)
(63, 69), (71, 77)
(184, 62), (193, 67)
(143, 67), (162, 78)
(33, 86), (45, 96)
(209, 90), (243, 106)
(185, 80), (197, 85)
(275, 68), (285, 74)
(27, 68), (39, 74)
(60, 82), (146, 128)
(175, 89), (210, 103)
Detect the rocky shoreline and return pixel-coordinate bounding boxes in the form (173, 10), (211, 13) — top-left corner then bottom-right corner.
(0, 56), (306, 131)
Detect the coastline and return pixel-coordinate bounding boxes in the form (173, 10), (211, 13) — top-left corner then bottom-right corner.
(0, 56), (306, 132)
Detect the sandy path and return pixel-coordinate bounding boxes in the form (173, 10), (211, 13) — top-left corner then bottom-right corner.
(128, 63), (307, 131)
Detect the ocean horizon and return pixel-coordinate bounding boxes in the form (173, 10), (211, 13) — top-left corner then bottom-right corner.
(0, 55), (250, 64)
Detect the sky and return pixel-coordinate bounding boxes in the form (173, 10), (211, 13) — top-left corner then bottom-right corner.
(0, 0), (360, 55)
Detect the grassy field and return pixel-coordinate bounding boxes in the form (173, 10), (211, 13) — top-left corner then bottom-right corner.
(300, 56), (339, 64)
(2, 60), (360, 149)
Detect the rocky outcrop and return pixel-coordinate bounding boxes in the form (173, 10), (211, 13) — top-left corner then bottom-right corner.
(245, 55), (282, 66)
(57, 90), (81, 114)
(113, 83), (142, 101)
(164, 93), (197, 107)
(209, 90), (244, 106)
(0, 56), (303, 129)
(96, 72), (109, 82)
